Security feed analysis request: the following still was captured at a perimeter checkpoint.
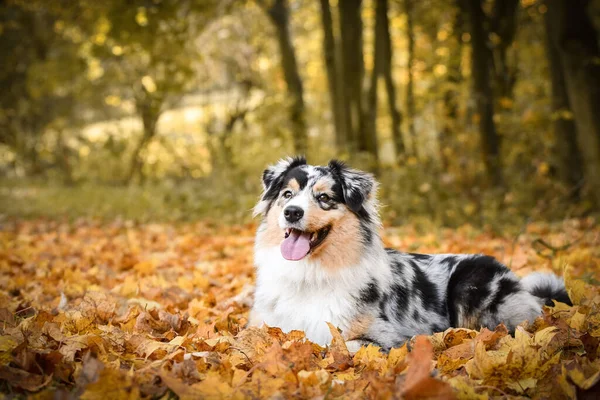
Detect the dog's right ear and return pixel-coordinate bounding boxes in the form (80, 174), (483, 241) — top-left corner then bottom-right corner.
(254, 156), (306, 216)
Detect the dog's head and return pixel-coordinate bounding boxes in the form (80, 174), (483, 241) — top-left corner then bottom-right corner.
(254, 157), (379, 265)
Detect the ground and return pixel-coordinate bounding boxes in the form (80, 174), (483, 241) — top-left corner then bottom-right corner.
(1, 217), (600, 399)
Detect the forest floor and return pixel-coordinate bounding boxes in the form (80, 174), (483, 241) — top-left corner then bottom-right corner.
(1, 217), (600, 398)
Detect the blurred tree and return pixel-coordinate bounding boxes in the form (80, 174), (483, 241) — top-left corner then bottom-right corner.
(543, 4), (584, 200)
(458, 0), (503, 186)
(319, 0), (348, 153)
(364, 0), (405, 164)
(338, 0), (365, 155)
(0, 1), (90, 176)
(260, 0), (308, 155)
(439, 9), (464, 171)
(490, 0), (519, 101)
(545, 0), (600, 207)
(379, 0), (405, 163)
(87, 0), (218, 184)
(404, 0), (417, 156)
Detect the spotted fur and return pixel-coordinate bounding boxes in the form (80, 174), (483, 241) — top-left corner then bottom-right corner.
(249, 158), (572, 350)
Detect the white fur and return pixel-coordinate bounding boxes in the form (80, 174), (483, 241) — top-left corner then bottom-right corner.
(278, 187), (311, 230)
(252, 238), (391, 346)
(520, 272), (566, 295)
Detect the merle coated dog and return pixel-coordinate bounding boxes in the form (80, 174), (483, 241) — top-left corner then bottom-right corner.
(249, 157), (571, 351)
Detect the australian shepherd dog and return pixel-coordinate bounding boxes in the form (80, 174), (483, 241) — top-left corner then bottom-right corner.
(249, 157), (571, 351)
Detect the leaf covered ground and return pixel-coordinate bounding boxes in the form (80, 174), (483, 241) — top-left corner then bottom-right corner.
(1, 218), (600, 399)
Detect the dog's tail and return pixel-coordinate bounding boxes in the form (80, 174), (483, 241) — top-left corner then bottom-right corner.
(521, 272), (572, 307)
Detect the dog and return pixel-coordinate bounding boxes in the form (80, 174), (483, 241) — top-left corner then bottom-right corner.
(248, 157), (572, 351)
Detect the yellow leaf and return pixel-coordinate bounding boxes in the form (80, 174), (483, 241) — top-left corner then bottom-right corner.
(569, 310), (587, 331)
(506, 377), (537, 393)
(141, 75), (157, 93)
(81, 368), (140, 400)
(135, 7), (148, 27)
(564, 265), (595, 305)
(0, 336), (18, 365)
(448, 375), (487, 400)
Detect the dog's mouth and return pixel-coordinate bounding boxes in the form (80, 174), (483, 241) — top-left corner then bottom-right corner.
(280, 226), (331, 261)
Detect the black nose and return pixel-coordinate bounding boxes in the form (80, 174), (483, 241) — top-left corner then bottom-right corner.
(284, 206), (304, 223)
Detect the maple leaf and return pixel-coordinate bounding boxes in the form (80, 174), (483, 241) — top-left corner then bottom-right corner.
(326, 322), (354, 371)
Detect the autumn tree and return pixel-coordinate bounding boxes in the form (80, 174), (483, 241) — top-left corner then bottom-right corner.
(545, 0), (600, 207)
(0, 1), (93, 177)
(438, 9), (464, 171)
(89, 1), (218, 184)
(338, 0), (366, 156)
(260, 0), (308, 156)
(319, 0), (349, 153)
(457, 0), (503, 186)
(543, 4), (584, 199)
(489, 0), (519, 101)
(364, 0), (406, 165)
(404, 0), (417, 156)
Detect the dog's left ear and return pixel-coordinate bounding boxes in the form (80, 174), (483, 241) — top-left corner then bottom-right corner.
(261, 155), (306, 191)
(328, 160), (376, 214)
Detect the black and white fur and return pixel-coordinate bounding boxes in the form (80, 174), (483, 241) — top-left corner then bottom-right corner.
(249, 157), (571, 351)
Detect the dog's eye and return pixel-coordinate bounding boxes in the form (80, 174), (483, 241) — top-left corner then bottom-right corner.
(318, 194), (330, 202)
(282, 190), (293, 199)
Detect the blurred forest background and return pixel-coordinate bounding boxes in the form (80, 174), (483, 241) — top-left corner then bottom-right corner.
(1, 0), (600, 227)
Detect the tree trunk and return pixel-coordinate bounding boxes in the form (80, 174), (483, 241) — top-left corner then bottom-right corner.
(338, 0), (364, 153)
(460, 0), (503, 186)
(404, 0), (417, 157)
(546, 0), (600, 207)
(319, 0), (348, 153)
(266, 0), (308, 156)
(127, 97), (161, 184)
(380, 0), (405, 162)
(439, 10), (463, 170)
(57, 129), (75, 185)
(364, 0), (395, 165)
(543, 6), (584, 198)
(490, 0), (519, 100)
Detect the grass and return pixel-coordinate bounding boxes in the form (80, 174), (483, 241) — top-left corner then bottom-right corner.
(0, 178), (259, 224)
(0, 173), (593, 235)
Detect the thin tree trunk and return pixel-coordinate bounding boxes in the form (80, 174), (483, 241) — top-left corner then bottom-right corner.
(319, 0), (348, 153)
(460, 0), (503, 186)
(546, 0), (600, 207)
(543, 6), (584, 198)
(57, 129), (74, 185)
(439, 10), (463, 170)
(490, 0), (519, 100)
(364, 0), (394, 165)
(338, 0), (364, 153)
(380, 0), (405, 162)
(127, 98), (161, 184)
(404, 0), (417, 156)
(266, 0), (308, 155)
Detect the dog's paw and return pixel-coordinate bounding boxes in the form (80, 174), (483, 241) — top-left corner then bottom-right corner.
(345, 340), (365, 354)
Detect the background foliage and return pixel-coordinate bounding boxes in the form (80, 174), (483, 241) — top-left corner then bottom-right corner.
(1, 0), (599, 226)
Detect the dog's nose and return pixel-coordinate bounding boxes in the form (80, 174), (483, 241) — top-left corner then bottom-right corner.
(284, 206), (304, 223)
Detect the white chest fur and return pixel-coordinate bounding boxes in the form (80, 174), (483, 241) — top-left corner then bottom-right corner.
(252, 246), (388, 345)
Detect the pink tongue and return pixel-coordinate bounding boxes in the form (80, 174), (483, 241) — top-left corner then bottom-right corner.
(281, 230), (311, 261)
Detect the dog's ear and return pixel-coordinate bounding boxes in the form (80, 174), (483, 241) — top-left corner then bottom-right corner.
(328, 160), (376, 214)
(261, 156), (306, 191)
(254, 156), (307, 216)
